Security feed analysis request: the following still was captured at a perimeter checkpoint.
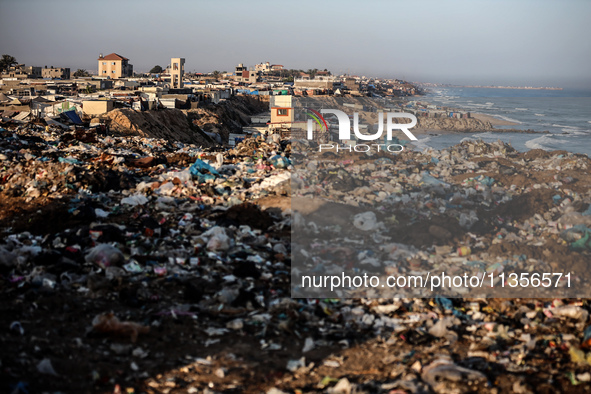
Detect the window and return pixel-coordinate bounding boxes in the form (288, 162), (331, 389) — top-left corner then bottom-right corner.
(112, 70), (115, 73)
(112, 62), (116, 65)
(277, 109), (288, 116)
(103, 62), (106, 65)
(103, 70), (106, 74)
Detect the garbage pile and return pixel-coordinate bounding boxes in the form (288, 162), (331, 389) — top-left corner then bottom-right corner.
(292, 140), (591, 299)
(1, 121), (591, 393)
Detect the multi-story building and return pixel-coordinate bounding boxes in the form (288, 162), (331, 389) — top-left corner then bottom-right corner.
(41, 66), (70, 80)
(234, 63), (258, 84)
(1, 64), (42, 79)
(97, 53), (133, 79)
(255, 62), (270, 73)
(170, 57), (185, 89)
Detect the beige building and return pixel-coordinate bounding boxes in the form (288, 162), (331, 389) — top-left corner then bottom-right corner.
(83, 100), (114, 116)
(98, 53), (133, 79)
(270, 95), (294, 126)
(41, 66), (70, 79)
(170, 57), (185, 89)
(294, 76), (338, 89)
(1, 64), (43, 79)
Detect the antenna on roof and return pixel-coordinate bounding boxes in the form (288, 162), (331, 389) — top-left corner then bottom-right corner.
(99, 53), (103, 58)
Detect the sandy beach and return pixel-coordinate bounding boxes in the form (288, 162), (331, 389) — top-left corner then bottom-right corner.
(471, 112), (519, 126)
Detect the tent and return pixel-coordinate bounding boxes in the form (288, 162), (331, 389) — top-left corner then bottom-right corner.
(62, 110), (83, 124)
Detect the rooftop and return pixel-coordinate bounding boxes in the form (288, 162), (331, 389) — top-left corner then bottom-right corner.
(98, 53), (129, 61)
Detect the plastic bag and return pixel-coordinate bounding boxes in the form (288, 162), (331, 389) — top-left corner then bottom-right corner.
(190, 159), (219, 183)
(85, 244), (124, 269)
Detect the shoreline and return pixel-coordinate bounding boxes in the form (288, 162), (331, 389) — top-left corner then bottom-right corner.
(471, 112), (518, 126)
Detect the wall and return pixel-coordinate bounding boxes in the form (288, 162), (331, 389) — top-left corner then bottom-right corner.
(83, 100), (114, 115)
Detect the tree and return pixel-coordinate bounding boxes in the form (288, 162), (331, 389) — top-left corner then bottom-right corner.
(212, 70), (221, 79)
(306, 68), (319, 78)
(150, 65), (163, 74)
(73, 69), (90, 77)
(0, 54), (17, 72)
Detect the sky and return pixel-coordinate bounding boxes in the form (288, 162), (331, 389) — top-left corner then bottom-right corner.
(1, 0), (590, 88)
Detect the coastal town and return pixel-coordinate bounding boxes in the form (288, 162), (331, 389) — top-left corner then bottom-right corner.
(1, 53), (492, 147)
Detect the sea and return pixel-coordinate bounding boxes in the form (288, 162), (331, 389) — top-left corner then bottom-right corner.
(409, 87), (591, 156)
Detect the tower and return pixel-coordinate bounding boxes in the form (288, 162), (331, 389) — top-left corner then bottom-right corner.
(170, 58), (185, 89)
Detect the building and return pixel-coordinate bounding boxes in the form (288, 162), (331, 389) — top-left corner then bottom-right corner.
(270, 95), (294, 127)
(270, 64), (284, 71)
(344, 77), (359, 91)
(41, 66), (70, 80)
(83, 100), (114, 116)
(170, 57), (185, 89)
(98, 53), (133, 79)
(294, 76), (338, 89)
(255, 62), (270, 73)
(24, 66), (42, 78)
(234, 63), (258, 84)
(1, 64), (42, 79)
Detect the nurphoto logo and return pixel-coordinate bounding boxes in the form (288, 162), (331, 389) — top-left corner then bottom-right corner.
(305, 108), (418, 152)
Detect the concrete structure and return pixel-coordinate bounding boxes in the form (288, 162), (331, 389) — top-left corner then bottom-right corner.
(77, 79), (114, 91)
(1, 64), (42, 80)
(24, 66), (42, 79)
(269, 95), (293, 127)
(42, 66), (70, 80)
(234, 63), (258, 84)
(255, 62), (270, 73)
(170, 58), (185, 89)
(83, 100), (114, 116)
(294, 76), (338, 89)
(344, 77), (359, 91)
(98, 53), (133, 79)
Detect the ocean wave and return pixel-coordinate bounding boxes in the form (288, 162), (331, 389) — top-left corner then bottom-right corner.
(515, 108), (528, 111)
(412, 136), (433, 151)
(534, 113), (545, 117)
(564, 130), (589, 136)
(525, 135), (568, 150)
(471, 132), (496, 139)
(494, 115), (522, 124)
(552, 124), (581, 130)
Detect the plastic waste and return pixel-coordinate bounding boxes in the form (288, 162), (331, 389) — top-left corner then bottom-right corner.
(422, 358), (486, 390)
(269, 155), (291, 169)
(353, 211), (379, 231)
(421, 172), (450, 188)
(457, 246), (471, 257)
(204, 226), (231, 251)
(85, 244), (124, 269)
(121, 194), (149, 206)
(190, 158), (220, 183)
(302, 337), (315, 353)
(36, 358), (59, 376)
(286, 357), (306, 372)
(550, 305), (589, 322)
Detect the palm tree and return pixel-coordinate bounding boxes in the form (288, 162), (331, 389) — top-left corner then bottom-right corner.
(0, 54), (17, 72)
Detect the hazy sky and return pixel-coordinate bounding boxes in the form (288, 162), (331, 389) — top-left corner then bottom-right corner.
(1, 0), (590, 87)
